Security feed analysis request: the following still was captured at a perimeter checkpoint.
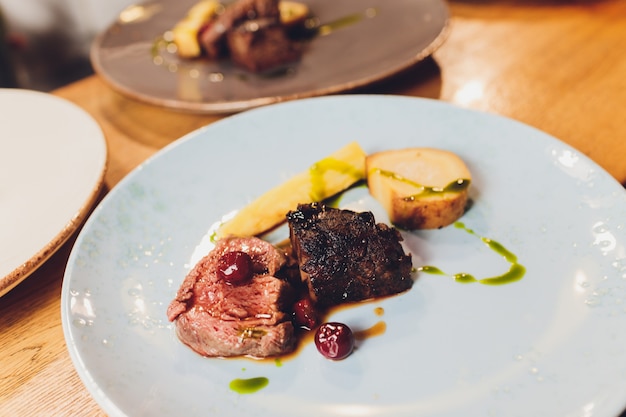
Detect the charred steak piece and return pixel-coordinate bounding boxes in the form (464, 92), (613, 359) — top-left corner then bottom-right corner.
(199, 0), (280, 59)
(227, 18), (302, 72)
(287, 203), (413, 307)
(167, 237), (296, 358)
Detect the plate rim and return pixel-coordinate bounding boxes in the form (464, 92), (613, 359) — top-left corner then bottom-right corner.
(0, 88), (108, 297)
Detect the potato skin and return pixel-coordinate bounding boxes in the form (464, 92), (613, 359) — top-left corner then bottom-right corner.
(386, 190), (468, 230)
(366, 148), (471, 230)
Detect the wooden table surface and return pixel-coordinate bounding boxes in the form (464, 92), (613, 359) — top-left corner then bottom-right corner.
(2, 0), (626, 415)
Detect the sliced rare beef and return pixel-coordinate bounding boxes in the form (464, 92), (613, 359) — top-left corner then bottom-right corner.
(227, 18), (302, 72)
(167, 237), (296, 358)
(287, 203), (414, 307)
(199, 0), (280, 59)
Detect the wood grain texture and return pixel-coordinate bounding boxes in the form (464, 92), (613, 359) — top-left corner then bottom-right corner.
(2, 1), (625, 415)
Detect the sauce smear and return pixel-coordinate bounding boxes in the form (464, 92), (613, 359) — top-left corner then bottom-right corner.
(419, 222), (526, 285)
(354, 321), (386, 341)
(229, 377), (269, 394)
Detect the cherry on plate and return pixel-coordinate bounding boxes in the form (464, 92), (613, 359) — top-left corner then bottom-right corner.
(217, 251), (253, 285)
(292, 297), (318, 330)
(314, 322), (355, 360)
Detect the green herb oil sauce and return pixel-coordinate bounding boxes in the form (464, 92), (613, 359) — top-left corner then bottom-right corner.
(313, 8), (377, 36)
(370, 168), (470, 199)
(419, 222), (526, 285)
(229, 377), (269, 394)
(309, 157), (363, 202)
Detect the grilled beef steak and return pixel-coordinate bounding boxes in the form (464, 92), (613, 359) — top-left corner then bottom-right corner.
(287, 203), (414, 307)
(167, 237), (296, 358)
(227, 18), (302, 72)
(199, 0), (280, 59)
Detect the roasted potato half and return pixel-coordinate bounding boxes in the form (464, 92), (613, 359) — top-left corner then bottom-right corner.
(366, 148), (471, 230)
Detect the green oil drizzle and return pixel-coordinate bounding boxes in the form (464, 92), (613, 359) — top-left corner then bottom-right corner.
(209, 228), (219, 243)
(229, 377), (269, 394)
(309, 157), (363, 201)
(370, 168), (470, 200)
(315, 13), (365, 36)
(419, 222), (526, 285)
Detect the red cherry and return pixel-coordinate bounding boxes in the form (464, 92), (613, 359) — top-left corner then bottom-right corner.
(292, 297), (318, 330)
(217, 251), (253, 285)
(314, 322), (355, 360)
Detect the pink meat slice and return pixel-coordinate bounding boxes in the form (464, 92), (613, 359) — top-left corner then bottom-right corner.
(167, 237), (296, 358)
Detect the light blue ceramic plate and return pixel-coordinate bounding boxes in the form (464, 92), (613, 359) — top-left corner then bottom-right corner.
(62, 95), (626, 417)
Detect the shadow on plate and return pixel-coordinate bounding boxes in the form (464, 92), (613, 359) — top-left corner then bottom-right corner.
(354, 56), (443, 100)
